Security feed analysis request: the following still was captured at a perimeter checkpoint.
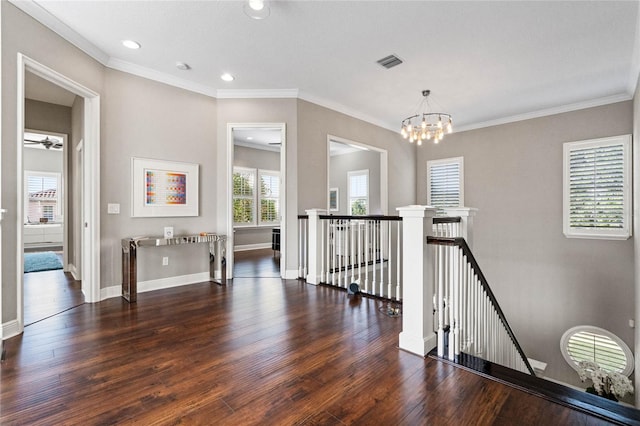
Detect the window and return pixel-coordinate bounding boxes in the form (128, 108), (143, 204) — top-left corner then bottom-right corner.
(233, 167), (280, 227)
(563, 135), (631, 240)
(233, 167), (255, 226)
(560, 326), (633, 376)
(259, 170), (280, 225)
(348, 170), (368, 215)
(427, 157), (464, 208)
(25, 171), (61, 224)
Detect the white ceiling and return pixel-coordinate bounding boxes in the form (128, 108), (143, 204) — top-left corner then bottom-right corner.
(14, 1), (640, 133)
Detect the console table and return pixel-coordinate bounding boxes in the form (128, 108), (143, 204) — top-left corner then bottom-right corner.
(122, 233), (227, 303)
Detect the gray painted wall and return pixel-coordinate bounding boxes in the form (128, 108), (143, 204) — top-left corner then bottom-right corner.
(233, 145), (280, 248)
(329, 149), (381, 215)
(634, 75), (640, 406)
(2, 2), (104, 322)
(100, 68), (218, 284)
(296, 99), (415, 216)
(417, 101), (634, 387)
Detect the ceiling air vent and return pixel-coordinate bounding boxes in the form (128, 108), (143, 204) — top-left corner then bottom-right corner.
(377, 54), (403, 69)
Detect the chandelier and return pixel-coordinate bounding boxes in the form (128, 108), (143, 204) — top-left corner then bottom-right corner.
(400, 90), (453, 145)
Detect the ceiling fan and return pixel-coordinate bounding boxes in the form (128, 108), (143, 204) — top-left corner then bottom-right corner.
(24, 136), (63, 150)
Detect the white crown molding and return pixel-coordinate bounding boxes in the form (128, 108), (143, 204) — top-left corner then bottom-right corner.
(216, 89), (299, 99)
(107, 58), (218, 97)
(455, 93), (633, 134)
(9, 0), (109, 65)
(627, 4), (640, 95)
(298, 91), (398, 134)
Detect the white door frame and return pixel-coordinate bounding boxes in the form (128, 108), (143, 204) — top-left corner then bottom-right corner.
(226, 123), (287, 279)
(16, 54), (101, 333)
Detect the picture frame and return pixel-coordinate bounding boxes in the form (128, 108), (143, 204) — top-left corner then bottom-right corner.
(329, 187), (339, 211)
(131, 157), (199, 217)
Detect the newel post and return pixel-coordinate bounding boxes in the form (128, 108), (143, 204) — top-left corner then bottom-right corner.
(441, 207), (478, 248)
(397, 205), (438, 356)
(305, 209), (326, 285)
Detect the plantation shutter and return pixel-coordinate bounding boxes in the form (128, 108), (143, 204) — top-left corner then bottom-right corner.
(233, 167), (256, 225)
(566, 330), (628, 374)
(563, 135), (631, 239)
(568, 145), (624, 229)
(427, 158), (463, 208)
(259, 170), (280, 225)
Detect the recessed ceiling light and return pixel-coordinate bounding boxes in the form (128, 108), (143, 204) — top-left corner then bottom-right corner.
(176, 62), (191, 70)
(243, 0), (270, 19)
(247, 137), (253, 140)
(221, 73), (235, 82)
(122, 40), (141, 49)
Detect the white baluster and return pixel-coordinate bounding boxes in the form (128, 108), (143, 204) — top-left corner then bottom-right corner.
(437, 244), (445, 357)
(364, 220), (370, 293)
(320, 219), (325, 283)
(396, 221), (401, 300)
(387, 221), (392, 299)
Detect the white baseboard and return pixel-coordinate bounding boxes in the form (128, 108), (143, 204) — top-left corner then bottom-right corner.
(2, 320), (21, 340)
(101, 272), (213, 301)
(100, 285), (122, 301)
(67, 263), (79, 280)
(234, 243), (271, 252)
(284, 269), (300, 280)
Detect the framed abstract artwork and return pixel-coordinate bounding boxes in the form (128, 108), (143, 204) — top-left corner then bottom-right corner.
(131, 157), (199, 217)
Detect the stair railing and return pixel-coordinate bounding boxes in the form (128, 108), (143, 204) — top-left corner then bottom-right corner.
(427, 236), (535, 375)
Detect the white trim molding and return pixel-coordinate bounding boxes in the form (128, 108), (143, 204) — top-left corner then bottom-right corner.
(234, 243), (272, 252)
(217, 89), (299, 99)
(2, 320), (21, 340)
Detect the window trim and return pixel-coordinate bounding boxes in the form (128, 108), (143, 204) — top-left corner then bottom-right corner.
(347, 169), (369, 216)
(562, 135), (632, 240)
(560, 325), (634, 377)
(427, 156), (464, 208)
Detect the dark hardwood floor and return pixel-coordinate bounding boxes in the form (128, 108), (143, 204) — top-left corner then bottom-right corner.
(0, 276), (614, 425)
(23, 252), (84, 326)
(233, 248), (281, 278)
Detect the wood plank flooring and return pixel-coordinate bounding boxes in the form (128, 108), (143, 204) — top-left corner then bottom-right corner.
(233, 248), (281, 278)
(23, 255), (84, 326)
(1, 277), (614, 425)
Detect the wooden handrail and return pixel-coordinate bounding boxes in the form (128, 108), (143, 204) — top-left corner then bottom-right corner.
(427, 236), (536, 376)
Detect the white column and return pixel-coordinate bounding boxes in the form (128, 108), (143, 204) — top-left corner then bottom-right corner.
(441, 207), (478, 249)
(397, 205), (437, 356)
(305, 209), (326, 285)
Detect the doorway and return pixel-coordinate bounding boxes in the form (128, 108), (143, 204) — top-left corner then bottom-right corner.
(227, 124), (286, 279)
(15, 54), (101, 334)
(22, 128), (83, 325)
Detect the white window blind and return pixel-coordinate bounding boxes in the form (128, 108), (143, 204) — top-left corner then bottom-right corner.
(259, 170), (280, 225)
(563, 135), (631, 240)
(348, 170), (368, 215)
(427, 157), (463, 208)
(233, 167), (256, 226)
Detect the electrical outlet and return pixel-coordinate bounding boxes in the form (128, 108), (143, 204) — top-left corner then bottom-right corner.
(107, 203), (120, 214)
(162, 256), (169, 266)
